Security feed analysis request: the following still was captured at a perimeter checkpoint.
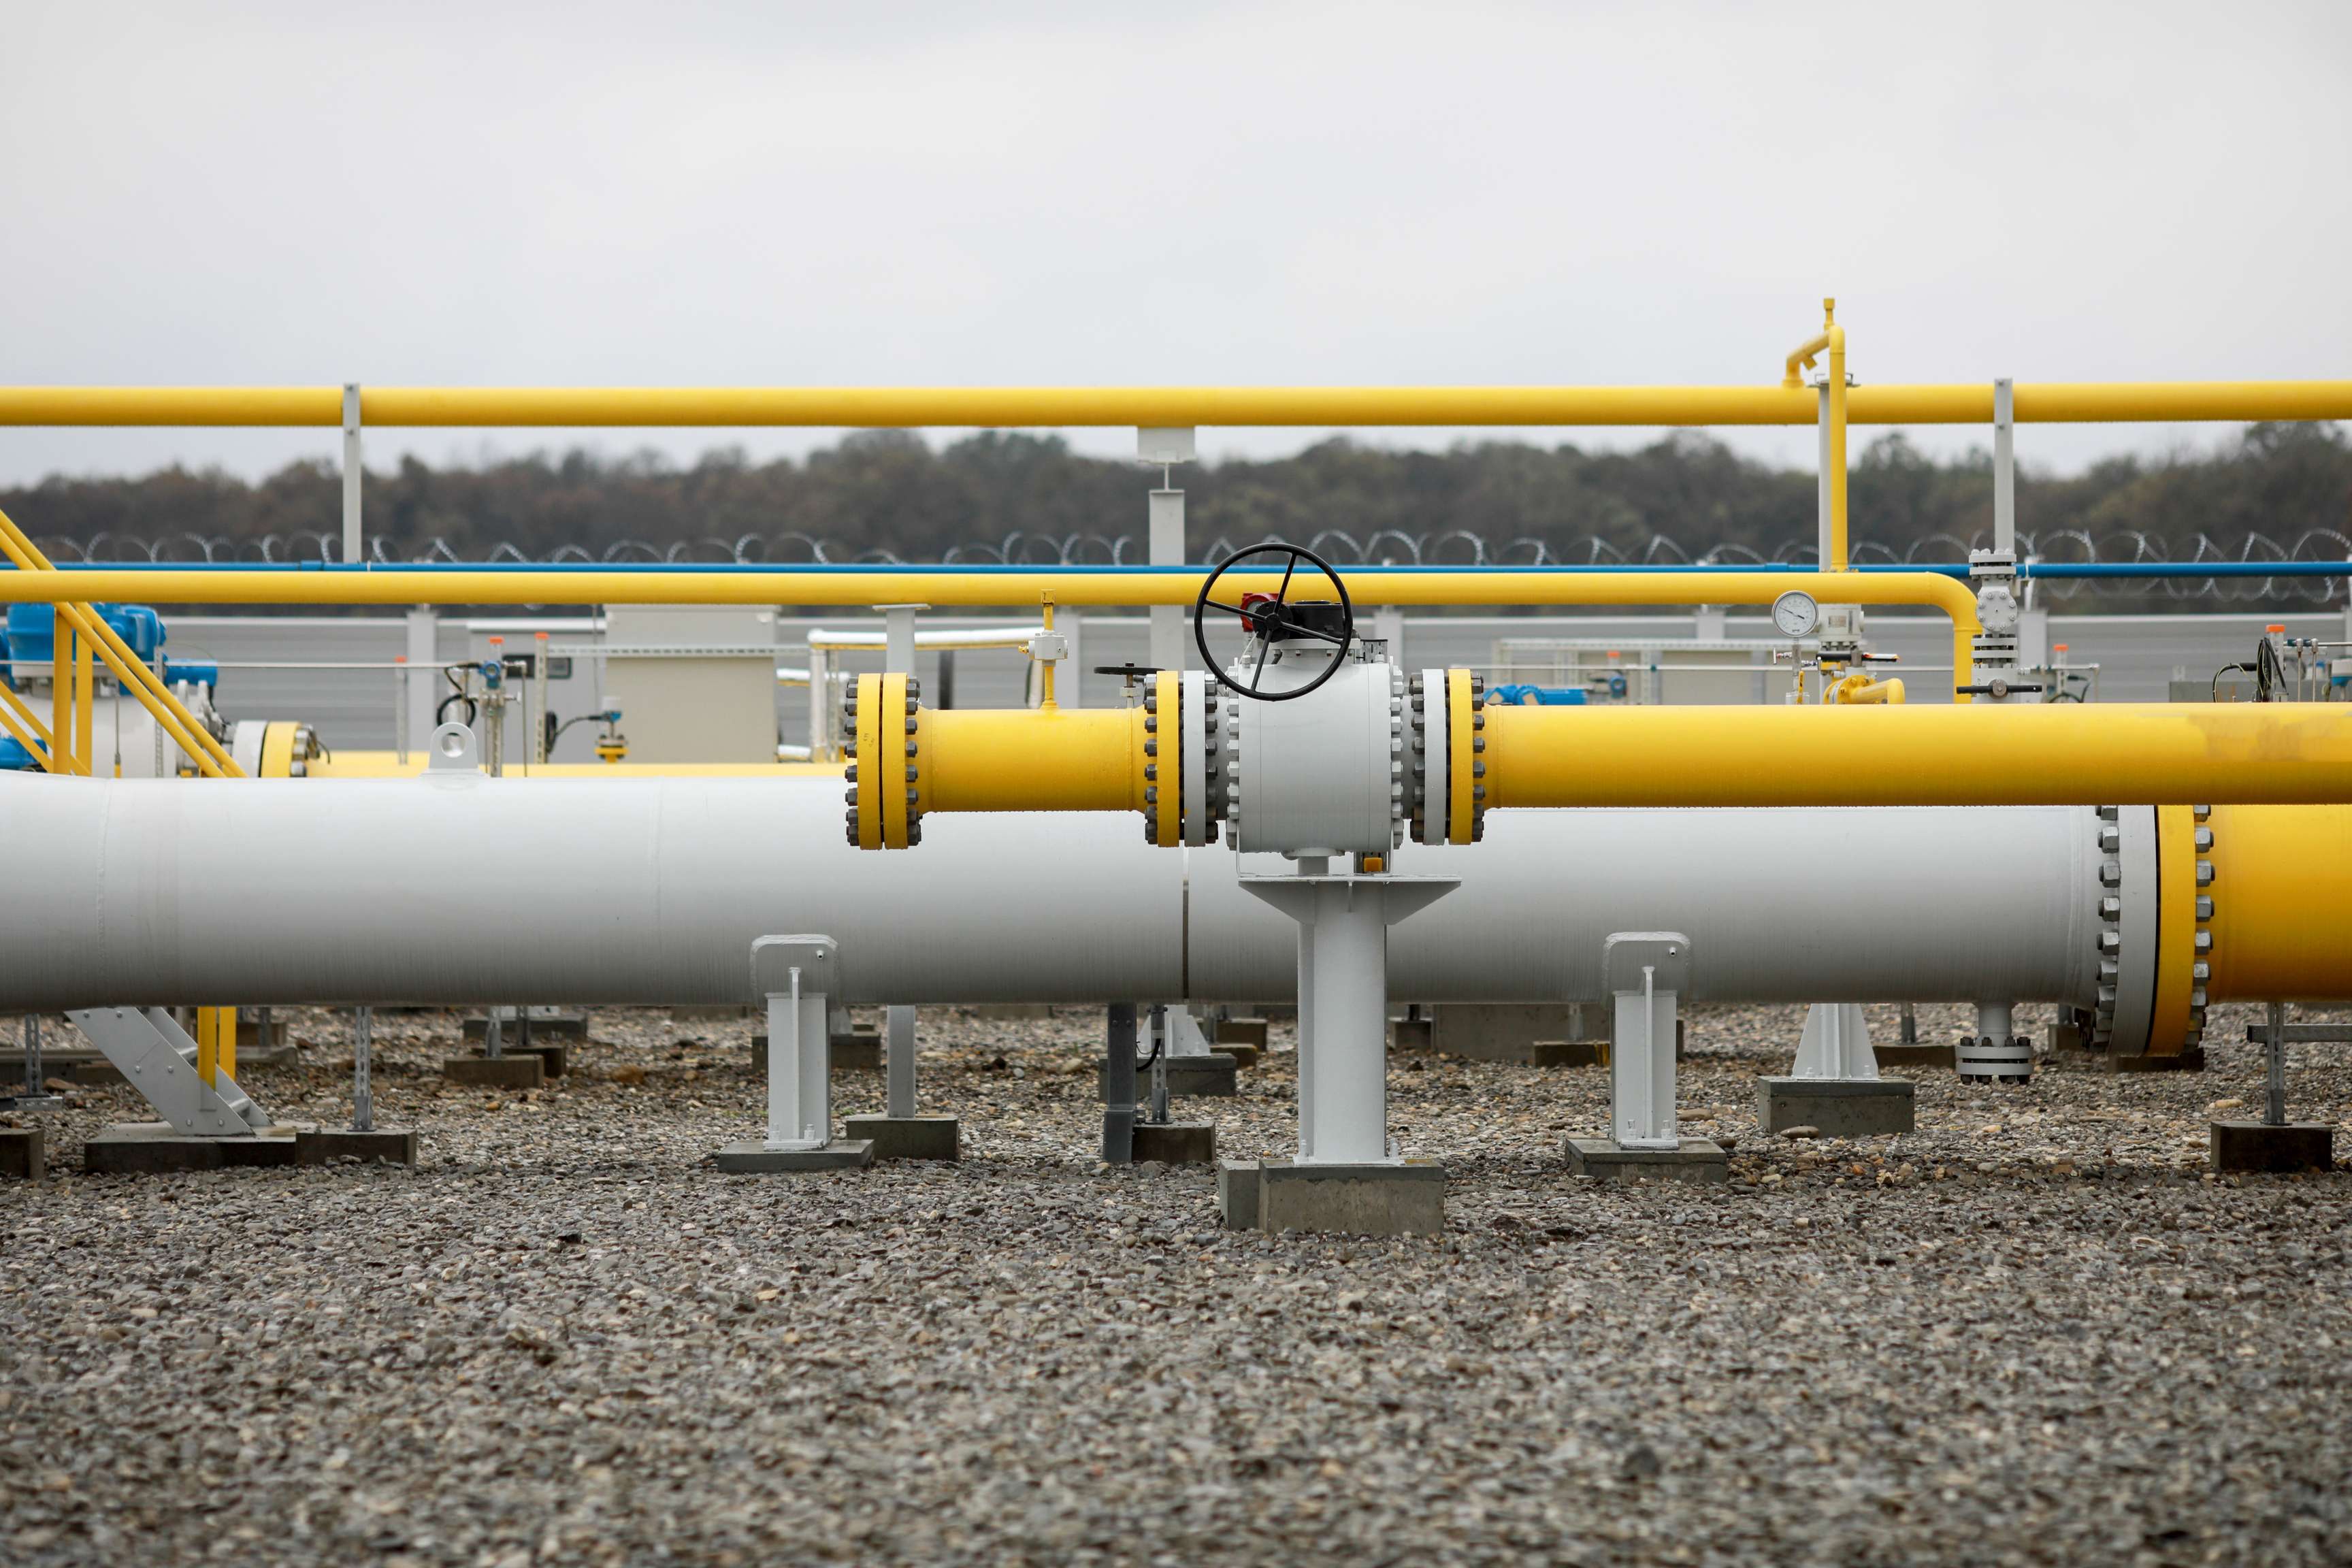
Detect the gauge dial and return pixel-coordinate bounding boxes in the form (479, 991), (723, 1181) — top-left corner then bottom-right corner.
(1771, 589), (1820, 638)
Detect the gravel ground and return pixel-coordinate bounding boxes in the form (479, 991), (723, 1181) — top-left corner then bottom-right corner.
(3, 1000), (2348, 1567)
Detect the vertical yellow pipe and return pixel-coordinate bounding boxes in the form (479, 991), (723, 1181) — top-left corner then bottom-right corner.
(195, 1008), (218, 1086)
(1038, 596), (1058, 709)
(76, 625), (93, 772)
(1825, 299), (1848, 573)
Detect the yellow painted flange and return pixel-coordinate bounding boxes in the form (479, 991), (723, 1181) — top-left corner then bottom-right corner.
(1446, 668), (1475, 845)
(1152, 670), (1181, 847)
(2148, 803), (2197, 1056)
(855, 674), (881, 851)
(881, 672), (910, 849)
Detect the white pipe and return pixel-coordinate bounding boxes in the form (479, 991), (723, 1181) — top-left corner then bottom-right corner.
(0, 774), (2098, 1015)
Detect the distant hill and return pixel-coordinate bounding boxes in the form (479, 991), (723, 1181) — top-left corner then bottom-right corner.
(9, 423), (2349, 609)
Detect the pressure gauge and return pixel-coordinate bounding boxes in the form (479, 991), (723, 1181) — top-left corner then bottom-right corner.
(1771, 589), (1820, 639)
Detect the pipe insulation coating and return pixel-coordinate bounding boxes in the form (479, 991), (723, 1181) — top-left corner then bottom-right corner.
(0, 773), (2114, 1016)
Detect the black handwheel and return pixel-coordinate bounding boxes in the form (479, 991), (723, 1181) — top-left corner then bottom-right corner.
(1193, 541), (1355, 702)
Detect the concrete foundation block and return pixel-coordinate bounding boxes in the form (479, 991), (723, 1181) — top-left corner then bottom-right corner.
(1874, 1044), (1956, 1070)
(1100, 1053), (1237, 1098)
(1217, 1160), (1261, 1229)
(1431, 1003), (1593, 1062)
(1130, 1122), (1217, 1164)
(1757, 1077), (1916, 1137)
(1565, 1137), (1729, 1185)
(442, 1056), (544, 1090)
(294, 1128), (421, 1166)
(84, 1123), (298, 1175)
(841, 1115), (962, 1162)
(1528, 1040), (1609, 1068)
(463, 1009), (591, 1041)
(0, 1128), (43, 1180)
(1391, 1017), (1433, 1052)
(1253, 1160), (1446, 1236)
(714, 1139), (875, 1173)
(1215, 1018), (1269, 1051)
(1220, 1043), (1262, 1069)
(830, 1030), (883, 1071)
(2210, 1120), (2334, 1173)
(504, 1043), (568, 1077)
(2113, 1047), (2206, 1074)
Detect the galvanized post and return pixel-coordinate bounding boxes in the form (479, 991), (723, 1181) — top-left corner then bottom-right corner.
(2265, 1002), (2287, 1127)
(353, 1007), (374, 1132)
(1102, 1003), (1137, 1164)
(886, 1004), (916, 1120)
(1141, 427), (1194, 670)
(1993, 378), (2016, 557)
(394, 655), (410, 766)
(22, 1014), (47, 1098)
(484, 1010), (502, 1060)
(1147, 1004), (1171, 1125)
(341, 382), (363, 565)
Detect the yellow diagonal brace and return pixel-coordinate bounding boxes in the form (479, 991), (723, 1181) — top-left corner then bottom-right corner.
(0, 681), (53, 768)
(0, 505), (243, 777)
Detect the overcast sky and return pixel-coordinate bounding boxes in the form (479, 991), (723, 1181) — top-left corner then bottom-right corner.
(1, 0), (2345, 487)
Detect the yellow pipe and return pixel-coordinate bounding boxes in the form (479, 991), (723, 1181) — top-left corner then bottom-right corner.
(74, 625), (93, 771)
(1, 381), (2349, 427)
(913, 707), (1146, 814)
(1483, 703), (2352, 808)
(2204, 804), (2352, 1004)
(1829, 673), (1905, 705)
(196, 1006), (218, 1087)
(1826, 310), (1848, 572)
(0, 566), (1982, 704)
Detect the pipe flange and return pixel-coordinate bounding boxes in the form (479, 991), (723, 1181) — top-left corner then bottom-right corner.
(1388, 663), (1407, 851)
(2187, 804), (2212, 1050)
(2091, 804), (2121, 1047)
(1467, 676), (1488, 843)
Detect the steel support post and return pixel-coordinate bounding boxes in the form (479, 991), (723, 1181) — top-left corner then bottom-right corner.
(1243, 876), (1456, 1164)
(1962, 999), (2031, 1083)
(353, 1007), (374, 1132)
(1102, 1002), (1138, 1163)
(341, 383), (363, 566)
(2266, 1002), (2287, 1127)
(886, 1004), (917, 1120)
(1140, 425), (1194, 671)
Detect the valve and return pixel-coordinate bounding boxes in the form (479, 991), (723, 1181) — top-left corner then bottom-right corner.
(1192, 542), (1355, 702)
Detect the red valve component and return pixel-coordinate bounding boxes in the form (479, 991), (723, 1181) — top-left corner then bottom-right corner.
(1237, 591), (1281, 634)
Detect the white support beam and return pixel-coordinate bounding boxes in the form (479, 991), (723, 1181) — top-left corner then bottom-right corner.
(342, 382), (363, 566)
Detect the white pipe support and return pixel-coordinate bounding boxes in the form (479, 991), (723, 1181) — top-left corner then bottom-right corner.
(755, 936), (834, 1151)
(1605, 932), (1688, 1149)
(1243, 875), (1456, 1164)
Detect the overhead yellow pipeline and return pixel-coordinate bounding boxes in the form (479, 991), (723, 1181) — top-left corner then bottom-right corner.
(1, 382), (2349, 427)
(913, 707), (1147, 815)
(2202, 804), (2352, 1004)
(1482, 703), (2352, 808)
